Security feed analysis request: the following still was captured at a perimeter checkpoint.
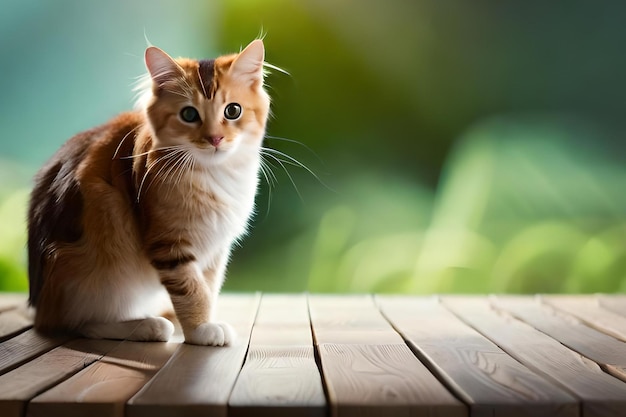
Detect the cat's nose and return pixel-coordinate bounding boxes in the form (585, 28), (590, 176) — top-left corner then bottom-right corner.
(208, 136), (223, 147)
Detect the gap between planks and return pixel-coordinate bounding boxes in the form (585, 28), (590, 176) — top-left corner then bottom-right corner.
(443, 296), (626, 417)
(0, 294), (33, 341)
(377, 295), (577, 417)
(228, 294), (326, 417)
(4, 293), (626, 417)
(127, 293), (261, 417)
(309, 294), (466, 417)
(491, 295), (626, 383)
(0, 338), (119, 417)
(0, 294), (262, 417)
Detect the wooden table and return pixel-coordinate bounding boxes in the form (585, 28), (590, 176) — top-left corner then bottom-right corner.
(1, 293), (626, 417)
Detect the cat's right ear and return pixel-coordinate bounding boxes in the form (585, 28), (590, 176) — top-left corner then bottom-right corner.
(145, 47), (182, 87)
(229, 40), (265, 88)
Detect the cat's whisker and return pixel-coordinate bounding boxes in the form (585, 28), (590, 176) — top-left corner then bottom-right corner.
(122, 149), (162, 160)
(161, 153), (186, 200)
(264, 135), (324, 164)
(258, 161), (272, 188)
(120, 145), (188, 160)
(189, 153), (197, 193)
(171, 154), (187, 188)
(260, 151), (303, 202)
(137, 154), (169, 201)
(164, 161), (182, 200)
(163, 152), (184, 196)
(113, 125), (141, 160)
(176, 151), (195, 192)
(258, 161), (274, 218)
(261, 147), (335, 194)
(262, 153), (300, 168)
(136, 171), (153, 202)
(258, 161), (274, 216)
(164, 150), (184, 177)
(30, 39), (272, 347)
(259, 156), (281, 217)
(262, 147), (309, 170)
(165, 147), (196, 198)
(137, 149), (187, 201)
(259, 157), (278, 188)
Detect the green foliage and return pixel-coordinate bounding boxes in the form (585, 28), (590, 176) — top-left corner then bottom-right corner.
(0, 186), (29, 292)
(1, 116), (625, 295)
(227, 116), (626, 294)
(1, 0), (625, 294)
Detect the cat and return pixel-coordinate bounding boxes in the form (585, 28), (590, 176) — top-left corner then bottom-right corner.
(27, 39), (270, 346)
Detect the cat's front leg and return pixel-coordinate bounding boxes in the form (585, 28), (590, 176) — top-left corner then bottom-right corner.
(187, 321), (236, 346)
(194, 260), (237, 345)
(157, 261), (233, 346)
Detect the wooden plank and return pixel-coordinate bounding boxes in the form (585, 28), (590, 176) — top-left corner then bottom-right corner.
(0, 293), (27, 313)
(0, 309), (33, 341)
(127, 294), (261, 417)
(493, 296), (626, 382)
(309, 295), (466, 417)
(229, 294), (326, 417)
(0, 339), (118, 417)
(543, 295), (626, 342)
(380, 296), (577, 417)
(28, 338), (178, 417)
(0, 329), (70, 376)
(597, 295), (626, 317)
(0, 293), (32, 340)
(443, 296), (626, 417)
(319, 344), (467, 417)
(308, 295), (406, 345)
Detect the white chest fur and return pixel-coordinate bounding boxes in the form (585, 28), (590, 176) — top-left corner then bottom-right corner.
(177, 153), (260, 268)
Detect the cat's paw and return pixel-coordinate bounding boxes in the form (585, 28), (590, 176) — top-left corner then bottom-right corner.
(185, 322), (236, 346)
(130, 317), (175, 342)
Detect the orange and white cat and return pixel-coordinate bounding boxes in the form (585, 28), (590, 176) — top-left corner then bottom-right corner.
(27, 40), (270, 346)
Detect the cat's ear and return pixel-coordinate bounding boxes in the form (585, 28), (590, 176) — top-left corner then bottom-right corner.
(229, 40), (265, 87)
(145, 46), (182, 87)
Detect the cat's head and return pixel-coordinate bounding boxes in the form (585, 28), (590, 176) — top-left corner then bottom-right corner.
(138, 40), (270, 165)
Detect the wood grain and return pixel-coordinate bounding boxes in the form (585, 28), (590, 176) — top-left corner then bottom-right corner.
(309, 295), (466, 417)
(444, 296), (626, 417)
(0, 338), (117, 417)
(0, 309), (32, 341)
(381, 296), (577, 417)
(1, 293), (626, 416)
(308, 295), (405, 345)
(320, 343), (466, 417)
(28, 339), (178, 417)
(127, 294), (260, 417)
(0, 329), (69, 376)
(0, 293), (32, 340)
(228, 294), (326, 417)
(492, 296), (626, 382)
(542, 295), (626, 342)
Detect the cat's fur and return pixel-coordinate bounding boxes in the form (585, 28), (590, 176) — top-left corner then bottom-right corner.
(27, 40), (270, 346)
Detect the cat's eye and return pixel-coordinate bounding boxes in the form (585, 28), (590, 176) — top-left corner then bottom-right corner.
(180, 106), (201, 123)
(224, 103), (242, 120)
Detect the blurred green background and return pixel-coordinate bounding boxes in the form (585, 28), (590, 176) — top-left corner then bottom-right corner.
(1, 0), (625, 294)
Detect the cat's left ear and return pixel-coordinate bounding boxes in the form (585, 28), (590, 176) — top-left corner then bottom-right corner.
(145, 46), (183, 87)
(229, 40), (265, 87)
